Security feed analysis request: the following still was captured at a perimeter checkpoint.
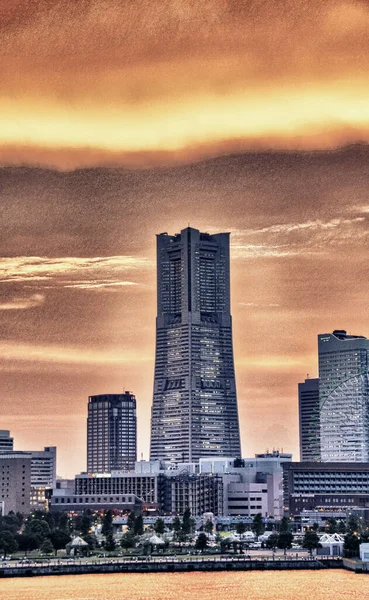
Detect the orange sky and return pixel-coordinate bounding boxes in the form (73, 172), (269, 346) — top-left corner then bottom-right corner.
(1, 0), (369, 477)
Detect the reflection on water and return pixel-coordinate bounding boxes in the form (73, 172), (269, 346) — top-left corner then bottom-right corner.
(0, 570), (366, 600)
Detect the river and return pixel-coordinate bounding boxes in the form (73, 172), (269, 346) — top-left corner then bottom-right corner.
(0, 570), (367, 600)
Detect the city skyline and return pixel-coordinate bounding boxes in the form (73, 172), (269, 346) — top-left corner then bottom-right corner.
(1, 1), (369, 479)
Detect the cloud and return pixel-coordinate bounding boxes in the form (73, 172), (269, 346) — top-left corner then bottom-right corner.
(0, 255), (151, 288)
(0, 293), (45, 310)
(0, 341), (152, 366)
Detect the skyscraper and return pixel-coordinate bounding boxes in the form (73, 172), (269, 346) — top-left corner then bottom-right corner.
(150, 227), (241, 463)
(87, 391), (137, 472)
(0, 430), (14, 453)
(298, 377), (320, 461)
(319, 330), (369, 462)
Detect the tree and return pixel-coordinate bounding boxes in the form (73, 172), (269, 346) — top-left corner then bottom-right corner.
(74, 513), (91, 536)
(0, 530), (18, 556)
(347, 516), (361, 535)
(326, 518), (338, 534)
(252, 513), (264, 537)
(134, 515), (144, 536)
(104, 533), (116, 552)
(344, 533), (360, 558)
(120, 531), (136, 552)
(195, 532), (208, 552)
(182, 508), (192, 535)
(204, 520), (214, 535)
(49, 529), (71, 555)
(312, 522), (319, 532)
(154, 518), (165, 535)
(40, 539), (55, 555)
(236, 522), (246, 536)
(127, 511), (136, 531)
(101, 510), (113, 537)
(220, 537), (231, 553)
(277, 531), (294, 556)
(266, 532), (279, 552)
(16, 533), (40, 555)
(338, 521), (347, 535)
(57, 514), (70, 533)
(279, 517), (290, 533)
(25, 518), (50, 541)
(302, 529), (320, 557)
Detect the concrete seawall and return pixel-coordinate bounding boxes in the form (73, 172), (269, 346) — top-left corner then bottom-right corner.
(0, 557), (343, 578)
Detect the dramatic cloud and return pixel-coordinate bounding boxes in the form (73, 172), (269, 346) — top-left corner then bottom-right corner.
(0, 293), (45, 310)
(1, 1), (369, 167)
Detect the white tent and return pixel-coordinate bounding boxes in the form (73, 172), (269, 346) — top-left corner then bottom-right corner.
(318, 533), (344, 556)
(70, 536), (89, 547)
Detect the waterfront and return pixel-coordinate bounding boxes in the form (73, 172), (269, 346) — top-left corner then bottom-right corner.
(0, 570), (367, 600)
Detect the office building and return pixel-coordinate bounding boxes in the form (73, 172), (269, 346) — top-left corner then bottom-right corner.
(0, 430), (14, 453)
(283, 461), (369, 521)
(0, 452), (31, 515)
(150, 227), (241, 463)
(319, 330), (369, 462)
(30, 446), (57, 509)
(298, 377), (320, 461)
(87, 391), (137, 473)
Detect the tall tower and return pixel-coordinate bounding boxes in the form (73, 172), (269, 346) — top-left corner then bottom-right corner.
(319, 330), (369, 462)
(87, 391), (137, 472)
(150, 227), (241, 463)
(298, 377), (320, 461)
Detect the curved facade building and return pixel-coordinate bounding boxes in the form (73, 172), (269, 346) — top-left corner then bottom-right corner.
(319, 330), (369, 462)
(150, 227), (241, 463)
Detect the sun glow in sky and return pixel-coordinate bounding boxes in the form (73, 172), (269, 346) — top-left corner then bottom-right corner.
(1, 0), (369, 476)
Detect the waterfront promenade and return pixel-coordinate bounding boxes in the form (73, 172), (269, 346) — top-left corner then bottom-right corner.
(0, 555), (343, 578)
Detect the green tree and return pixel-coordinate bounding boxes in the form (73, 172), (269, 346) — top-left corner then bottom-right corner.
(220, 537), (231, 553)
(49, 529), (71, 555)
(0, 530), (18, 556)
(16, 533), (40, 555)
(127, 511), (136, 531)
(277, 531), (294, 556)
(195, 532), (208, 552)
(134, 515), (144, 536)
(266, 532), (279, 551)
(252, 513), (264, 537)
(338, 521), (347, 535)
(172, 517), (182, 538)
(104, 533), (116, 552)
(154, 518), (165, 535)
(101, 510), (113, 537)
(74, 513), (91, 536)
(25, 518), (50, 541)
(57, 514), (70, 533)
(182, 508), (192, 535)
(279, 516), (290, 533)
(344, 533), (360, 558)
(312, 522), (319, 532)
(302, 529), (320, 557)
(236, 522), (246, 536)
(326, 518), (338, 534)
(347, 516), (361, 535)
(40, 539), (55, 555)
(204, 520), (214, 534)
(120, 531), (136, 552)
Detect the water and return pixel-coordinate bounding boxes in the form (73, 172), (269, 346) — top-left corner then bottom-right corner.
(0, 570), (367, 600)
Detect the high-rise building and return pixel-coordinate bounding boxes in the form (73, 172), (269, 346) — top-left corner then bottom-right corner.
(87, 391), (137, 473)
(150, 227), (241, 463)
(298, 377), (320, 461)
(0, 430), (14, 453)
(319, 330), (369, 462)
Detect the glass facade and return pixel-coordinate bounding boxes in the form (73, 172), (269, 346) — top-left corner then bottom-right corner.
(150, 227), (241, 463)
(318, 330), (369, 462)
(298, 377), (320, 461)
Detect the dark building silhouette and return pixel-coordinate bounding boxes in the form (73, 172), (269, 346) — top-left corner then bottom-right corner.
(150, 227), (241, 463)
(298, 377), (320, 461)
(87, 391), (137, 472)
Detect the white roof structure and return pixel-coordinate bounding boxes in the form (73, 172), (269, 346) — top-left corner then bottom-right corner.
(319, 533), (344, 545)
(70, 536), (89, 547)
(149, 535), (165, 545)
